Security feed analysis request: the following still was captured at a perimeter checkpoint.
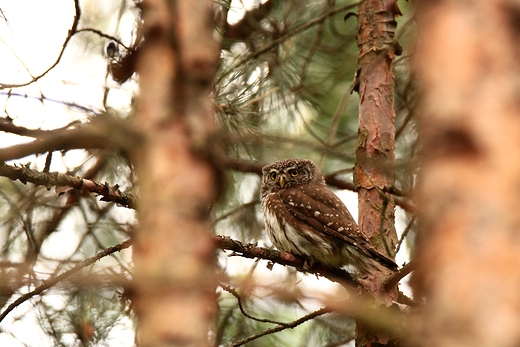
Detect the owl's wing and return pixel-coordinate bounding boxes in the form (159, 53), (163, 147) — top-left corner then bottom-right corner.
(279, 186), (398, 271)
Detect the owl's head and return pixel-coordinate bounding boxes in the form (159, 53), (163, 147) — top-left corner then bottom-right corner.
(261, 158), (325, 195)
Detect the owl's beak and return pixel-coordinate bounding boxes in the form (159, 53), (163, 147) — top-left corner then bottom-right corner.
(279, 176), (286, 188)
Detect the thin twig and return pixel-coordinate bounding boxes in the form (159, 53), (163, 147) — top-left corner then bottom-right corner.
(220, 283), (289, 326)
(395, 215), (416, 254)
(0, 92), (101, 114)
(76, 28), (131, 51)
(229, 307), (331, 347)
(0, 0), (81, 89)
(216, 3), (359, 85)
(213, 200), (259, 225)
(0, 239), (132, 322)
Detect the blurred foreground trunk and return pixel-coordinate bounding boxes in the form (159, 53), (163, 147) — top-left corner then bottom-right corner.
(131, 1), (220, 346)
(412, 1), (520, 346)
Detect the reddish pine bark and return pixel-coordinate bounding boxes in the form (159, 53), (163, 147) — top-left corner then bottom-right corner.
(412, 1), (520, 346)
(131, 1), (220, 346)
(354, 0), (400, 345)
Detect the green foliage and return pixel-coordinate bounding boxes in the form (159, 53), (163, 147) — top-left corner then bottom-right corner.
(216, 0), (363, 163)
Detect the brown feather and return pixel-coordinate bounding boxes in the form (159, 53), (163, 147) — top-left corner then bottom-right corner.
(279, 187), (397, 271)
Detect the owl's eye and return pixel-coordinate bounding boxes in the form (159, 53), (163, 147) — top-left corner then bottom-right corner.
(289, 169), (298, 177)
(269, 172), (277, 180)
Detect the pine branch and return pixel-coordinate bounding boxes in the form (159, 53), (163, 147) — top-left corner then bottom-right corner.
(0, 163), (135, 208)
(220, 283), (290, 326)
(214, 235), (357, 286)
(0, 158), (413, 213)
(216, 2), (360, 84)
(215, 235), (417, 307)
(229, 307), (331, 347)
(0, 115), (138, 164)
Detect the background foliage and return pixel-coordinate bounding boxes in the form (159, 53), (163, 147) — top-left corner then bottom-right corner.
(0, 0), (417, 345)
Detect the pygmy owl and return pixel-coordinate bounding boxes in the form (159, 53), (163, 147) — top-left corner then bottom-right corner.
(260, 158), (397, 275)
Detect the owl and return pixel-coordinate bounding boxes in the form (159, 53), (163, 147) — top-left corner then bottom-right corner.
(260, 158), (397, 275)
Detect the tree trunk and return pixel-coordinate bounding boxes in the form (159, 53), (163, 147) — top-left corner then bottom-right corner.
(354, 0), (400, 345)
(412, 1), (520, 346)
(131, 1), (220, 346)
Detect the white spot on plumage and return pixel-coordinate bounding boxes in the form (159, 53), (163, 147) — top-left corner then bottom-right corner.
(314, 211), (320, 217)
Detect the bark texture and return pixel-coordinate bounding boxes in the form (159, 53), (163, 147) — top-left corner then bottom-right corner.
(354, 0), (400, 345)
(412, 1), (520, 346)
(131, 1), (220, 347)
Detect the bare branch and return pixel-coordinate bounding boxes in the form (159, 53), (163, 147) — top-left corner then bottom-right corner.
(384, 260), (418, 292)
(0, 92), (100, 113)
(76, 28), (131, 51)
(0, 129), (107, 162)
(0, 117), (80, 138)
(0, 163), (135, 208)
(0, 115), (137, 162)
